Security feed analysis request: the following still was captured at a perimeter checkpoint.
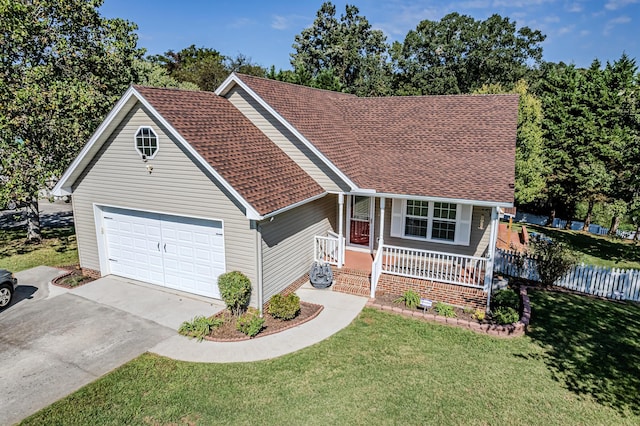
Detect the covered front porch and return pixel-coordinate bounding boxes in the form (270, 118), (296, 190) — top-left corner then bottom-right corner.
(313, 193), (502, 309)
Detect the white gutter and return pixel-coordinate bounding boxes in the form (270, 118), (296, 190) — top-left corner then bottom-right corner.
(260, 191), (328, 220)
(372, 192), (513, 209)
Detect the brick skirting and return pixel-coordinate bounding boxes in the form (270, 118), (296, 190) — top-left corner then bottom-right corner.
(366, 286), (532, 338)
(376, 274), (488, 310)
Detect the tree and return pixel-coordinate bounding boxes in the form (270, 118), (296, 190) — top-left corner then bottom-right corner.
(134, 59), (200, 90)
(475, 80), (547, 205)
(391, 13), (545, 95)
(290, 2), (391, 95)
(0, 0), (142, 241)
(150, 46), (266, 92)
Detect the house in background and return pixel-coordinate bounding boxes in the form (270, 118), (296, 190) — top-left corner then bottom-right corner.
(53, 73), (517, 312)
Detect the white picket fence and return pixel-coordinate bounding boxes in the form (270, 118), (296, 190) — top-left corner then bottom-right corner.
(494, 249), (640, 302)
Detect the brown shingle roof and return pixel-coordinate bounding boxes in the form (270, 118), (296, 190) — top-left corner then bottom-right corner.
(235, 74), (518, 204)
(134, 86), (324, 216)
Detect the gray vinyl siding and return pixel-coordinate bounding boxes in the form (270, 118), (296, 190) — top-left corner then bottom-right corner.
(374, 198), (491, 257)
(226, 86), (349, 192)
(72, 103), (258, 301)
(260, 194), (337, 301)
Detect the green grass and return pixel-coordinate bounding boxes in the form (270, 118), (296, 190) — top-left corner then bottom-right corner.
(0, 225), (78, 272)
(21, 292), (640, 425)
(523, 223), (640, 269)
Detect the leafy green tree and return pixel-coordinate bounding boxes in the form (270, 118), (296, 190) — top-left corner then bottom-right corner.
(0, 0), (142, 241)
(150, 45), (265, 92)
(391, 13), (545, 95)
(475, 81), (547, 205)
(134, 59), (200, 90)
(290, 2), (391, 95)
(601, 55), (640, 235)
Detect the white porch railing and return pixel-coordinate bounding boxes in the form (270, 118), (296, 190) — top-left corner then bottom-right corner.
(314, 232), (345, 266)
(378, 244), (487, 289)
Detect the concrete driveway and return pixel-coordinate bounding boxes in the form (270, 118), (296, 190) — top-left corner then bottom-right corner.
(0, 268), (223, 425)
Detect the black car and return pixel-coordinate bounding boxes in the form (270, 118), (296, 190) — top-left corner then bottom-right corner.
(0, 269), (17, 310)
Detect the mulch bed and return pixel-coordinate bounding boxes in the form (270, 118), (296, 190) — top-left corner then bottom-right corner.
(374, 293), (489, 324)
(52, 266), (96, 289)
(204, 301), (324, 342)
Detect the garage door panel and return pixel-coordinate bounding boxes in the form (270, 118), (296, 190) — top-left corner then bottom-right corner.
(102, 207), (225, 299)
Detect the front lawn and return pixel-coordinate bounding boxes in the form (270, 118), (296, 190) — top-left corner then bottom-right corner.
(21, 291), (640, 425)
(522, 223), (640, 269)
(0, 225), (78, 272)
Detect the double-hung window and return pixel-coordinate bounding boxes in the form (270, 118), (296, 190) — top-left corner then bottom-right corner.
(391, 199), (472, 246)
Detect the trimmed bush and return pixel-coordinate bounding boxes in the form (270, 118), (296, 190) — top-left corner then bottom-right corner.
(492, 306), (520, 325)
(218, 271), (251, 316)
(394, 290), (421, 309)
(236, 309), (264, 337)
(492, 289), (520, 311)
(434, 302), (456, 318)
(268, 293), (301, 320)
(178, 316), (224, 342)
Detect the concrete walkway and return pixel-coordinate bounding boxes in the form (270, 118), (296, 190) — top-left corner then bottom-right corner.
(11, 267), (368, 363)
(150, 283), (368, 362)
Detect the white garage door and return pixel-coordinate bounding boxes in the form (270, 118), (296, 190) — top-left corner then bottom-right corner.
(102, 207), (225, 298)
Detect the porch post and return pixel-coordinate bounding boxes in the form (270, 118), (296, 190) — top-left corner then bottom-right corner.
(338, 193), (344, 268)
(484, 206), (500, 311)
(378, 197), (385, 247)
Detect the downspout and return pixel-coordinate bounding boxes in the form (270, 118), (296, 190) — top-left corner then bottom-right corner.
(254, 220), (264, 317)
(485, 206), (499, 313)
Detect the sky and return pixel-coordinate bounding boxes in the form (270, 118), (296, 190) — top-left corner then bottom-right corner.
(99, 0), (639, 70)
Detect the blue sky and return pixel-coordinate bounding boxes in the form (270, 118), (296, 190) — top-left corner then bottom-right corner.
(100, 0), (639, 70)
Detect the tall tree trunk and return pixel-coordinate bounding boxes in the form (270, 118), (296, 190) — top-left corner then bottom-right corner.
(546, 209), (556, 226)
(608, 215), (621, 237)
(634, 224), (640, 242)
(564, 219), (573, 230)
(582, 200), (594, 232)
(25, 196), (41, 243)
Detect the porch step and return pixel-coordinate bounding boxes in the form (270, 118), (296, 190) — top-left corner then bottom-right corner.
(332, 267), (371, 297)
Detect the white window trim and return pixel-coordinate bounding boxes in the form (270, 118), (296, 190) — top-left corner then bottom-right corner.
(395, 199), (471, 246)
(134, 126), (159, 160)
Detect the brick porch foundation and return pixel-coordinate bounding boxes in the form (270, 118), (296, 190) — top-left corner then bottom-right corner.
(376, 274), (487, 310)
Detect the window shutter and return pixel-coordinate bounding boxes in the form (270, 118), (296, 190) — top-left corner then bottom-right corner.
(390, 199), (404, 237)
(455, 204), (473, 246)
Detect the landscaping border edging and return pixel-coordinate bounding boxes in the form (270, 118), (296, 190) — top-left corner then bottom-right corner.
(366, 286), (531, 338)
(203, 302), (324, 342)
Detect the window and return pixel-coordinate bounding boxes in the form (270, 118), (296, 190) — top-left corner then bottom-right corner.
(404, 200), (429, 238)
(431, 202), (457, 241)
(135, 127), (158, 158)
(390, 199), (472, 246)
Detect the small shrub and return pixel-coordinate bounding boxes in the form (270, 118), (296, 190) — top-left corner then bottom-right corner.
(473, 309), (486, 321)
(531, 239), (578, 287)
(178, 316), (223, 342)
(492, 306), (520, 325)
(268, 293), (301, 320)
(463, 306), (475, 315)
(236, 309), (265, 337)
(218, 271), (252, 316)
(491, 289), (520, 311)
(434, 302), (456, 318)
(394, 290), (421, 309)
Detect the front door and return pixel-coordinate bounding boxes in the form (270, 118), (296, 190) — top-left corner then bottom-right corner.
(348, 196), (373, 249)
